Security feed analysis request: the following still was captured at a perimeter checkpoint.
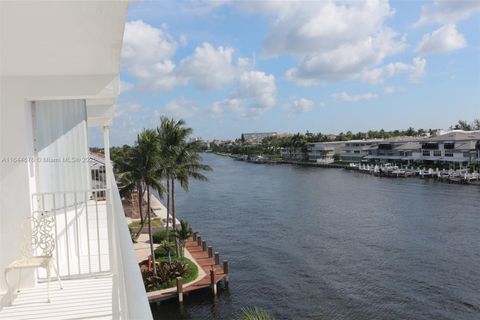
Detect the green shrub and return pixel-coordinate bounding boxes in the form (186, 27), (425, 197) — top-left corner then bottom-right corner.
(142, 257), (198, 292)
(154, 241), (177, 259)
(152, 230), (168, 243)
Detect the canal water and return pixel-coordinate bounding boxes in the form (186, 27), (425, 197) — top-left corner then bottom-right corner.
(152, 153), (480, 320)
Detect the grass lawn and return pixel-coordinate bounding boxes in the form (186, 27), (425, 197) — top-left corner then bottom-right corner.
(129, 217), (163, 229)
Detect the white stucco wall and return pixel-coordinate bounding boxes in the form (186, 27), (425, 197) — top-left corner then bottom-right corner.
(0, 0), (129, 300)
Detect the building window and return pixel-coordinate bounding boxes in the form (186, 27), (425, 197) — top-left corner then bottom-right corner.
(445, 150), (453, 157)
(463, 152), (470, 158)
(422, 150), (430, 156)
(422, 143), (439, 150)
(433, 150), (441, 157)
(354, 150), (360, 154)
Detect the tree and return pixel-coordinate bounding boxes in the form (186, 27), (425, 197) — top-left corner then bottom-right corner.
(159, 240), (175, 264)
(233, 307), (276, 320)
(131, 129), (164, 274)
(472, 119), (480, 130)
(157, 117), (211, 256)
(175, 220), (193, 259)
(115, 146), (147, 238)
(454, 120), (472, 131)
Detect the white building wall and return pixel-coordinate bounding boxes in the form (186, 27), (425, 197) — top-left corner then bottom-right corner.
(0, 86), (37, 292)
(0, 76), (119, 292)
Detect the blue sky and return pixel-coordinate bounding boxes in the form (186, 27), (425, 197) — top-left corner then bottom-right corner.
(105, 0), (480, 146)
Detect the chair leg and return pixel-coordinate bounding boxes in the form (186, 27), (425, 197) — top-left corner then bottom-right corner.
(4, 269), (12, 306)
(46, 267), (51, 303)
(53, 264), (63, 289)
(17, 269), (22, 293)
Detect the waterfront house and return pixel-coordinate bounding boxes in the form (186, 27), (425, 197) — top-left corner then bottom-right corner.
(0, 1), (152, 319)
(416, 130), (480, 167)
(365, 131), (480, 167)
(307, 142), (344, 163)
(366, 137), (422, 163)
(340, 139), (382, 162)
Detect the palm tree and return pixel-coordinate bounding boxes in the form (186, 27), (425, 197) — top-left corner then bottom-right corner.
(159, 240), (175, 264)
(130, 129), (164, 274)
(115, 148), (146, 238)
(157, 117), (211, 256)
(157, 117), (191, 244)
(175, 220), (193, 259)
(233, 307), (275, 320)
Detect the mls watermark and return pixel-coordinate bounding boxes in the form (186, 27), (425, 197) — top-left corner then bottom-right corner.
(1, 157), (93, 164)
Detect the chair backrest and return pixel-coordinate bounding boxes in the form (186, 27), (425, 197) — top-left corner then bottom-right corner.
(21, 213), (55, 258)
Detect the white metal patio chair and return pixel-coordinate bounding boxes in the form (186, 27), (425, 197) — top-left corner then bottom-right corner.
(4, 213), (62, 304)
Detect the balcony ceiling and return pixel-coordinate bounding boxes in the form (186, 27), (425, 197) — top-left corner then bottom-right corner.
(0, 1), (129, 77)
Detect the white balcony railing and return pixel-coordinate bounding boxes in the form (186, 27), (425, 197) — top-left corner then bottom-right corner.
(26, 167), (152, 319)
(31, 189), (111, 280)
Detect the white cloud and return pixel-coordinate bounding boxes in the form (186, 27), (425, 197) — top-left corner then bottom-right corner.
(210, 71), (277, 118)
(360, 57), (426, 84)
(121, 21), (245, 93)
(416, 24), (466, 54)
(178, 42), (237, 90)
(162, 97), (199, 118)
(285, 30), (405, 84)
(285, 98), (314, 114)
(414, 0), (480, 27)
(384, 86), (404, 94)
(332, 92), (378, 102)
(122, 20), (177, 79)
(250, 1), (405, 84)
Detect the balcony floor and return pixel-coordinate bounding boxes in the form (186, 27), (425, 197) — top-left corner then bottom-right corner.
(0, 275), (113, 320)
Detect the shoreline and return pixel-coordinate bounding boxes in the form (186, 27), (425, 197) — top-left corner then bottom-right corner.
(213, 152), (480, 186)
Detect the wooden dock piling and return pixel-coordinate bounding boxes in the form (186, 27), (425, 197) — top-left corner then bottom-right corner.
(176, 277), (183, 303)
(214, 252), (220, 265)
(197, 235), (202, 246)
(202, 240), (207, 251)
(210, 268), (217, 295)
(223, 260), (229, 285)
(208, 246), (213, 258)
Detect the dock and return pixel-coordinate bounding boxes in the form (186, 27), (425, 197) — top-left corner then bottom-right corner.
(147, 233), (228, 303)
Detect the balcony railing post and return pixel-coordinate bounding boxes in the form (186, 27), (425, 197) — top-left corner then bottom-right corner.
(103, 125), (122, 318)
